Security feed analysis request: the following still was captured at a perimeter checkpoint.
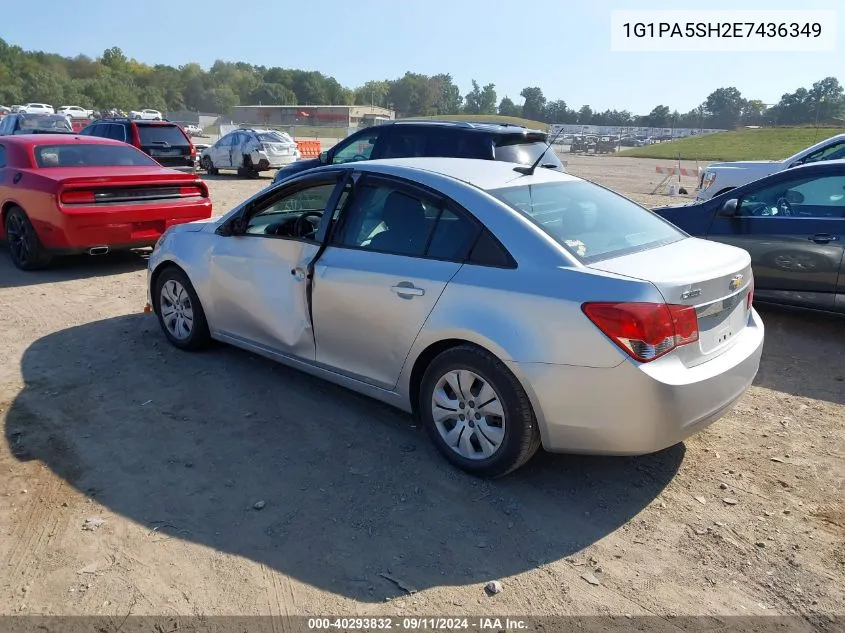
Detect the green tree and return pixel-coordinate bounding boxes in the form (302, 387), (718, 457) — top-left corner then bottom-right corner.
(520, 86), (546, 121)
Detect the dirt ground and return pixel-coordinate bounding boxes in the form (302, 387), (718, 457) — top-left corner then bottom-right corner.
(0, 154), (842, 625)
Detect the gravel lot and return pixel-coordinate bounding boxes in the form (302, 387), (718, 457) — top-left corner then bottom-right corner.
(0, 154), (842, 623)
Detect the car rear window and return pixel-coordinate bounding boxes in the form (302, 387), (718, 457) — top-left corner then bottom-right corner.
(19, 115), (72, 132)
(258, 132), (293, 143)
(34, 144), (159, 168)
(488, 180), (684, 263)
(136, 124), (190, 146)
(494, 138), (564, 169)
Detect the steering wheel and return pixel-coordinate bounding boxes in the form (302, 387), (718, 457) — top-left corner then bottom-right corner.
(774, 197), (794, 217)
(293, 211), (322, 239)
(351, 154), (369, 162)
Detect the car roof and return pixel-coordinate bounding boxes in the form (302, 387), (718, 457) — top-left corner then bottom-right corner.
(1, 134), (127, 147)
(348, 157), (578, 191)
(392, 119), (546, 135)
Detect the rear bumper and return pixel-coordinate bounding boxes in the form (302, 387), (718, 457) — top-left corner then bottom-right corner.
(34, 200), (212, 251)
(253, 153), (299, 169)
(512, 308), (765, 455)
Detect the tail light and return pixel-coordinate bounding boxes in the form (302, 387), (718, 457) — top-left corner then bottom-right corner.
(582, 301), (699, 363)
(60, 190), (95, 204)
(178, 185), (205, 198)
(746, 278), (754, 310)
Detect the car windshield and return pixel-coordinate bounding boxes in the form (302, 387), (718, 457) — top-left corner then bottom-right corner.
(137, 124), (190, 146)
(19, 115), (72, 132)
(488, 180), (685, 263)
(494, 138), (564, 169)
(34, 144), (159, 168)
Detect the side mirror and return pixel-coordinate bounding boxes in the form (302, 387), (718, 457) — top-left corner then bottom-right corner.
(718, 198), (739, 217)
(784, 189), (804, 204)
(217, 215), (247, 236)
(318, 151), (329, 164)
(230, 216), (248, 235)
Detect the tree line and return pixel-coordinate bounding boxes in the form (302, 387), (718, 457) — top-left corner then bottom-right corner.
(0, 39), (842, 129)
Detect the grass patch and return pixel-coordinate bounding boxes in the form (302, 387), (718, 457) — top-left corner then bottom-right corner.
(619, 127), (844, 161)
(404, 114), (549, 131)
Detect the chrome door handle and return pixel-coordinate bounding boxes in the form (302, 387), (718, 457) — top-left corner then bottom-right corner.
(390, 284), (424, 297)
(290, 267), (306, 280)
(809, 234), (838, 243)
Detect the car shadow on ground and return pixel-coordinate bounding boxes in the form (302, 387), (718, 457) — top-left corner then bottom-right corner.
(0, 249), (149, 289)
(752, 304), (845, 405)
(4, 314), (682, 602)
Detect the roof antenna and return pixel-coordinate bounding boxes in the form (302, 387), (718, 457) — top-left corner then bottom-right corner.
(514, 126), (565, 175)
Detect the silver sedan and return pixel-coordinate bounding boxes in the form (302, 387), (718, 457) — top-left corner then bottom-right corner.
(146, 158), (765, 477)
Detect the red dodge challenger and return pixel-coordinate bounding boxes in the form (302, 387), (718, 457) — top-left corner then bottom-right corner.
(0, 134), (212, 270)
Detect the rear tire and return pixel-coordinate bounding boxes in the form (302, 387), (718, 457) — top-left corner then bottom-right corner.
(419, 345), (541, 478)
(4, 206), (53, 271)
(153, 267), (211, 351)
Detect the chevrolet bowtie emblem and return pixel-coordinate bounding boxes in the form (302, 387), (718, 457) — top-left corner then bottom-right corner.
(729, 274), (744, 291)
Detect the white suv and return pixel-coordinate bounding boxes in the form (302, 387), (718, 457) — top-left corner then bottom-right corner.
(57, 105), (93, 119)
(23, 103), (55, 114)
(129, 109), (163, 121)
(200, 128), (300, 177)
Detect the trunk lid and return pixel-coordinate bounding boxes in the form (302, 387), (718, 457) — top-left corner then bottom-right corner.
(589, 237), (753, 367)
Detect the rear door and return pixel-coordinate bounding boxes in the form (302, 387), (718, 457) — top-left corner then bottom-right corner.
(311, 173), (481, 388)
(707, 169), (845, 311)
(136, 123), (192, 169)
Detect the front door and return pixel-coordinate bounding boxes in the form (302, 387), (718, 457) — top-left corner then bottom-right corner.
(212, 135), (233, 168)
(311, 174), (482, 388)
(708, 170), (845, 311)
(208, 173), (346, 359)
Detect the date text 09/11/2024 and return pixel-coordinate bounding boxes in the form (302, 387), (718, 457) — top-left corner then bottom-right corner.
(307, 617), (529, 630)
(622, 21), (822, 39)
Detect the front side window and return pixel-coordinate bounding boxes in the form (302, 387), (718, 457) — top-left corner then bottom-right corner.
(489, 180), (684, 263)
(245, 181), (338, 239)
(34, 143), (159, 168)
(738, 174), (845, 218)
(332, 130), (379, 164)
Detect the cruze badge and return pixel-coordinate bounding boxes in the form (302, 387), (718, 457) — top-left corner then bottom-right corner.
(729, 274), (744, 291)
(680, 288), (702, 300)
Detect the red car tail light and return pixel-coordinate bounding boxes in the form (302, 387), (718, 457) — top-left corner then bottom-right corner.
(179, 185), (204, 198)
(582, 301), (700, 363)
(747, 278), (754, 310)
(60, 190), (96, 205)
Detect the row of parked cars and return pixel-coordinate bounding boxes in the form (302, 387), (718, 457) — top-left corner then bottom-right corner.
(0, 104), (164, 120)
(1, 118), (841, 476)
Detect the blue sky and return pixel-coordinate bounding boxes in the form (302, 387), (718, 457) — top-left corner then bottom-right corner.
(3, 0), (842, 114)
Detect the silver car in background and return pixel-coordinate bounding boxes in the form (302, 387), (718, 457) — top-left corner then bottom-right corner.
(146, 158), (764, 477)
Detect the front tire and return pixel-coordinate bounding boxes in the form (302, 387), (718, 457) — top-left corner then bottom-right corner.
(154, 267), (211, 350)
(4, 206), (53, 271)
(419, 345), (541, 478)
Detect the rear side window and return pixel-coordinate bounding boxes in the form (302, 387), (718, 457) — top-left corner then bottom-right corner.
(136, 124), (190, 146)
(489, 180), (684, 263)
(494, 138), (564, 169)
(34, 144), (159, 168)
